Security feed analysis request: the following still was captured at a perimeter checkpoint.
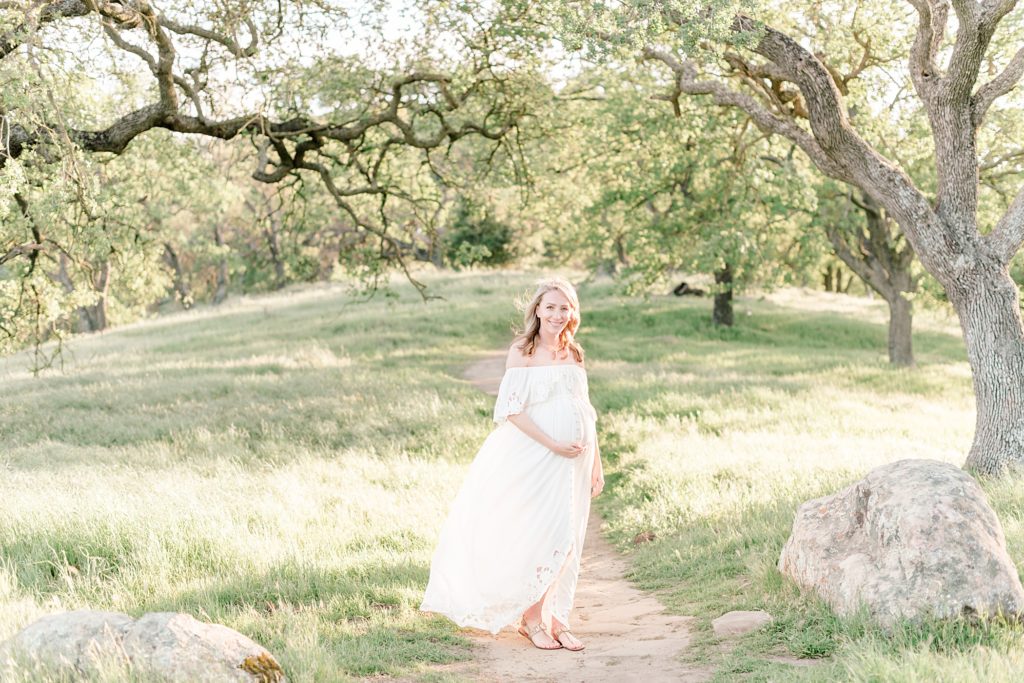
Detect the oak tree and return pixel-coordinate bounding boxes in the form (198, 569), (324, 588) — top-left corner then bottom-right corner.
(571, 0), (1024, 473)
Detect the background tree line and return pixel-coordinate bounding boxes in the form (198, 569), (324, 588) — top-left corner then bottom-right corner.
(2, 0), (1024, 472)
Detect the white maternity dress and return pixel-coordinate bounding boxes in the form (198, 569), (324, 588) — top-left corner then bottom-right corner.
(420, 363), (598, 634)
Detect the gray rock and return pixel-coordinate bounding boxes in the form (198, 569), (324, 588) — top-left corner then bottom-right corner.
(0, 610), (285, 682)
(711, 610), (773, 637)
(779, 459), (1024, 628)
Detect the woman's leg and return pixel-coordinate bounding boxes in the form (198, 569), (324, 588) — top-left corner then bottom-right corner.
(549, 545), (578, 624)
(521, 584), (560, 649)
(549, 546), (585, 650)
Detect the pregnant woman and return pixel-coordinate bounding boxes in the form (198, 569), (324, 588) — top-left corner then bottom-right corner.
(420, 277), (604, 652)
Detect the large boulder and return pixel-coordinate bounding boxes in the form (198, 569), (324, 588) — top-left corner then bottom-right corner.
(0, 610), (285, 682)
(779, 459), (1024, 628)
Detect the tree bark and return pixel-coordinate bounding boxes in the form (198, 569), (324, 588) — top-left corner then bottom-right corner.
(81, 260), (110, 332)
(822, 263), (854, 293)
(614, 233), (629, 269)
(823, 192), (918, 366)
(50, 253), (89, 333)
(713, 263), (734, 327)
(212, 224), (229, 305)
(953, 264), (1024, 475)
(428, 229), (445, 269)
(840, 270), (853, 294)
(162, 242), (192, 309)
(886, 292), (914, 368)
(264, 221), (286, 289)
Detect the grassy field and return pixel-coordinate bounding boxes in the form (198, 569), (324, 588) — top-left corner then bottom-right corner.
(1, 270), (1023, 681)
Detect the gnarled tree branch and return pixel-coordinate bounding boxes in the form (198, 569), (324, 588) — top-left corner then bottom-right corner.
(983, 185), (1024, 263)
(732, 15), (955, 271)
(905, 0), (949, 99)
(972, 45), (1024, 127)
(642, 46), (838, 175)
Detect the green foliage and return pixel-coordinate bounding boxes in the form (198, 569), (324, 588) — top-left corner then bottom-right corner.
(1, 0), (556, 354)
(444, 199), (514, 268)
(538, 66), (824, 298)
(554, 0), (765, 57)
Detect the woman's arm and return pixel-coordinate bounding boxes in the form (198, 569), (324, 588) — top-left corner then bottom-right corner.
(591, 439), (605, 497)
(506, 413), (586, 459)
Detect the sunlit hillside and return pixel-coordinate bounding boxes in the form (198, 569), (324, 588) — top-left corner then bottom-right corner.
(3, 272), (1022, 682)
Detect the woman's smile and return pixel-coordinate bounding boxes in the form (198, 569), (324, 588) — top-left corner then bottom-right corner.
(536, 289), (574, 336)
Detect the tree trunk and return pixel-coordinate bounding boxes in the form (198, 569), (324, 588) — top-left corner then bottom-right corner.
(840, 271), (853, 294)
(429, 232), (444, 268)
(614, 233), (629, 268)
(162, 242), (192, 309)
(265, 225), (286, 289)
(213, 224), (229, 305)
(955, 266), (1024, 475)
(822, 263), (854, 293)
(81, 260), (110, 332)
(319, 242), (341, 279)
(262, 207), (286, 289)
(713, 264), (734, 327)
(823, 192), (917, 366)
(885, 293), (914, 367)
(50, 253), (91, 333)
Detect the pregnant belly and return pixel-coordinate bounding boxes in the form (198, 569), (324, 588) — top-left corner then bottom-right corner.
(529, 397), (595, 445)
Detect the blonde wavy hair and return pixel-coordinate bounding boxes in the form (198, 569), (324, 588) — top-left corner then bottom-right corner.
(514, 277), (585, 363)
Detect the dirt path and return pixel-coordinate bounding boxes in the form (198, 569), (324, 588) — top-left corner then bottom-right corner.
(445, 354), (708, 683)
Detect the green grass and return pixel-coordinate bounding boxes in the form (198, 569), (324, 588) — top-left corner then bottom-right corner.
(585, 286), (1024, 681)
(0, 273), (528, 681)
(1, 270), (1022, 681)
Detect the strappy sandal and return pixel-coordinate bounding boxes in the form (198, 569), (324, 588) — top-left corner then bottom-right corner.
(552, 625), (585, 651)
(518, 619), (562, 650)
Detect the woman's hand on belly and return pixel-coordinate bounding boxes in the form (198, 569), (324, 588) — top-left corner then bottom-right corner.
(507, 412), (583, 458)
(550, 440), (586, 459)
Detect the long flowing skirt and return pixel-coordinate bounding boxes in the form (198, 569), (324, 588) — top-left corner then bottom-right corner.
(420, 397), (596, 634)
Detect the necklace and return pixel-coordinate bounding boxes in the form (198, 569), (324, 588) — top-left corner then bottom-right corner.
(539, 341), (563, 359)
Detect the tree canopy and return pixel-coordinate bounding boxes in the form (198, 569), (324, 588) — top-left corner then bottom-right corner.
(1, 0), (547, 355)
(4, 0), (1024, 474)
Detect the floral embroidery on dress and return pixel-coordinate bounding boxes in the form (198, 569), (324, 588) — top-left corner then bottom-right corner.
(493, 370), (530, 423)
(426, 538), (575, 633)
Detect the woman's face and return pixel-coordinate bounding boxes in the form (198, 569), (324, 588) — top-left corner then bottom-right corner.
(536, 289), (573, 337)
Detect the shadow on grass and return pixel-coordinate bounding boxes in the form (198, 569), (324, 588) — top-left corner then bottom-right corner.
(147, 559), (472, 678)
(587, 297), (965, 365)
(4, 356), (496, 466)
(583, 301), (972, 439)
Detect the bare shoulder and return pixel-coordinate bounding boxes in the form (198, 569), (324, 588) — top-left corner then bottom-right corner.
(506, 343), (529, 369)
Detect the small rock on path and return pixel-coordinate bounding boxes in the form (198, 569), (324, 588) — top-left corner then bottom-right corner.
(712, 611), (773, 638)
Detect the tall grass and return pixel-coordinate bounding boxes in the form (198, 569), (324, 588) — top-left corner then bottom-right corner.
(585, 285), (1024, 681)
(1, 271), (1021, 681)
(1, 273), (529, 681)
